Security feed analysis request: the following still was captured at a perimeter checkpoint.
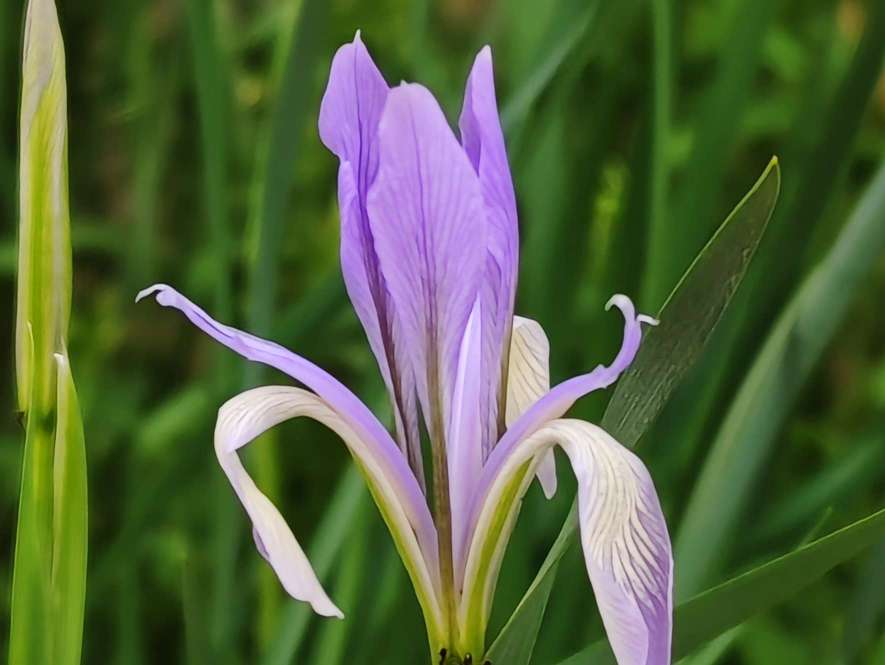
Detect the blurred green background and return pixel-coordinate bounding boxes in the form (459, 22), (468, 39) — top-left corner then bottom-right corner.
(2, 0), (885, 663)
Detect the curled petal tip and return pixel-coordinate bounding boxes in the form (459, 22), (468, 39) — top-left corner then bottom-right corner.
(136, 283), (169, 303)
(639, 314), (660, 327)
(604, 293), (636, 319)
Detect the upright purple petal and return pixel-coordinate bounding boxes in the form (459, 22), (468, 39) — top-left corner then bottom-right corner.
(319, 34), (423, 486)
(448, 298), (484, 580)
(460, 46), (519, 456)
(135, 284), (439, 572)
(367, 83), (487, 445)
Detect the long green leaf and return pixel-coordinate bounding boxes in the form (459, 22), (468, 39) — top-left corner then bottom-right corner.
(10, 2), (82, 664)
(605, 158), (779, 447)
(559, 507), (885, 664)
(184, 0), (233, 320)
(10, 332), (53, 665)
(646, 0), (780, 308)
(484, 159), (779, 663)
(675, 158), (885, 596)
(485, 503), (578, 663)
(50, 352), (88, 665)
(500, 0), (600, 134)
(640, 0), (673, 309)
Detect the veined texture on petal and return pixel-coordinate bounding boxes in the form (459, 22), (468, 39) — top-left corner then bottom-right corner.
(319, 33), (423, 484)
(461, 420), (672, 664)
(460, 46), (519, 456)
(214, 385), (445, 640)
(479, 295), (657, 505)
(505, 316), (556, 499)
(367, 83), (487, 442)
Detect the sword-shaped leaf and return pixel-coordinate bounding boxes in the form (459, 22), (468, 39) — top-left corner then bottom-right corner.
(484, 158), (780, 664)
(557, 507), (885, 664)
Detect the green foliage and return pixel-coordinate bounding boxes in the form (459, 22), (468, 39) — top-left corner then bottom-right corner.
(9, 2), (87, 664)
(560, 507), (885, 664)
(2, 0), (884, 664)
(486, 157), (781, 663)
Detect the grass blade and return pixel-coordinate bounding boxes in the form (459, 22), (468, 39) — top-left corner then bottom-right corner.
(184, 0), (233, 320)
(499, 0), (600, 134)
(50, 353), (88, 665)
(647, 0), (780, 307)
(10, 2), (83, 663)
(675, 158), (885, 596)
(10, 335), (53, 665)
(484, 504), (577, 664)
(559, 507), (885, 664)
(640, 0), (673, 309)
(604, 158), (780, 447)
(485, 159), (779, 662)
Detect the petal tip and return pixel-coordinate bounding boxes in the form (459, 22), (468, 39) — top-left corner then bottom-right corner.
(136, 283), (169, 304)
(604, 293), (635, 318)
(638, 314), (659, 327)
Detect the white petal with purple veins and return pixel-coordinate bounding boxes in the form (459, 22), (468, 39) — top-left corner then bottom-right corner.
(505, 316), (557, 498)
(463, 419), (672, 665)
(214, 385), (446, 636)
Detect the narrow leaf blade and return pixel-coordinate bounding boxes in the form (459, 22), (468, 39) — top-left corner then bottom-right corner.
(51, 353), (88, 665)
(486, 159), (780, 662)
(676, 158), (885, 596)
(604, 157), (780, 447)
(559, 507), (885, 664)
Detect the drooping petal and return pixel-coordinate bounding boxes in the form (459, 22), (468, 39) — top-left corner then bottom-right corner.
(460, 46), (519, 456)
(449, 298), (484, 580)
(461, 420), (672, 664)
(215, 385), (446, 639)
(318, 34), (424, 485)
(367, 83), (487, 444)
(135, 284), (438, 573)
(505, 316), (556, 499)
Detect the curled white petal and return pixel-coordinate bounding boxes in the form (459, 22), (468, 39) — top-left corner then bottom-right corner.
(215, 386), (445, 632)
(460, 419), (672, 664)
(505, 316), (557, 498)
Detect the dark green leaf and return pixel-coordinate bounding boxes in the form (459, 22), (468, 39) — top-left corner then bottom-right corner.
(675, 159), (885, 596)
(558, 507), (885, 664)
(486, 159), (779, 663)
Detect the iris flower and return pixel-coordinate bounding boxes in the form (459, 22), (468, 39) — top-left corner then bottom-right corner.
(138, 33), (672, 665)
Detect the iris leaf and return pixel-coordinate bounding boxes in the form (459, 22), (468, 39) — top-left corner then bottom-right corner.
(675, 159), (885, 596)
(484, 159), (779, 663)
(603, 157), (780, 447)
(556, 506), (885, 664)
(50, 354), (88, 665)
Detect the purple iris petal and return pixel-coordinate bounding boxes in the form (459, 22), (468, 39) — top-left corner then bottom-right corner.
(135, 284), (438, 570)
(469, 295), (657, 537)
(459, 47), (520, 457)
(448, 297), (485, 576)
(367, 82), (487, 443)
(319, 33), (424, 486)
